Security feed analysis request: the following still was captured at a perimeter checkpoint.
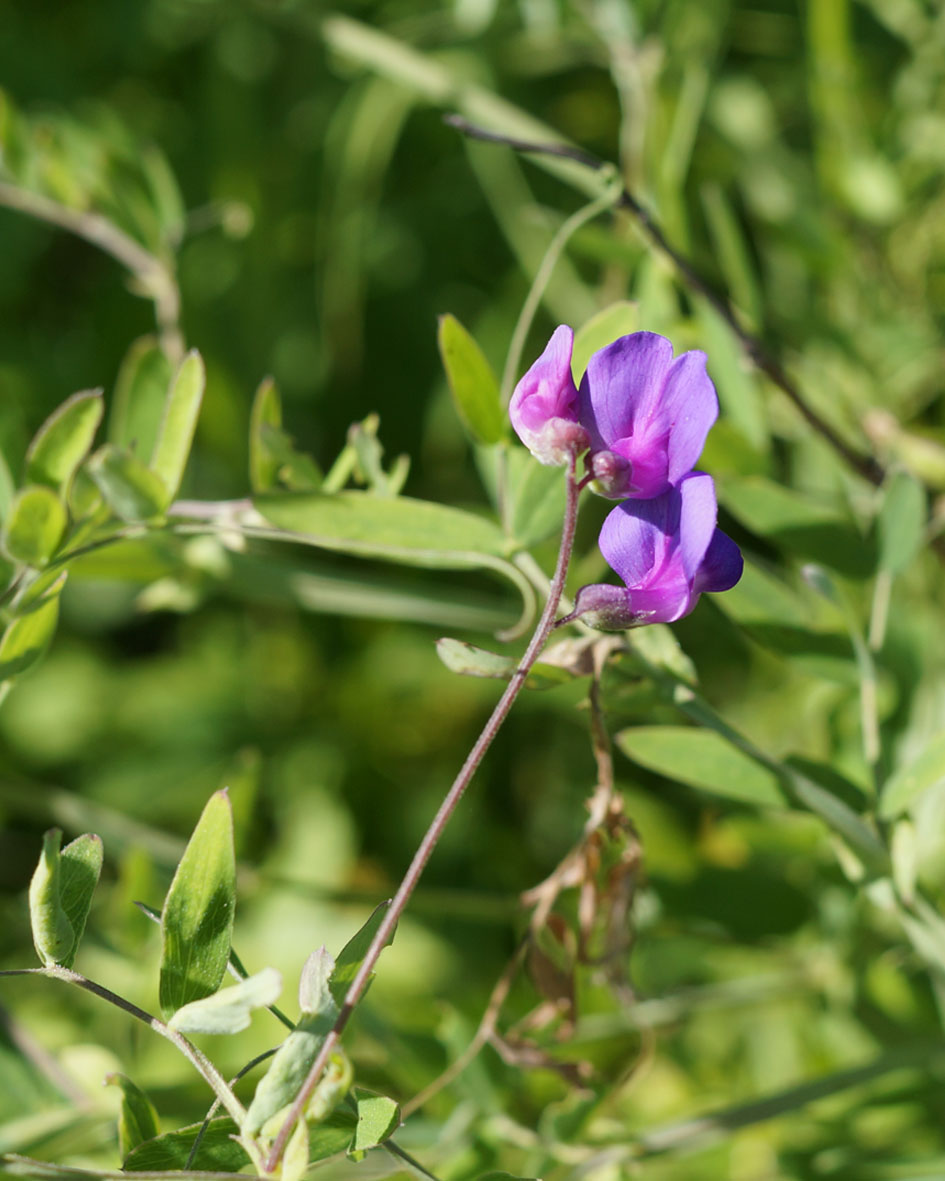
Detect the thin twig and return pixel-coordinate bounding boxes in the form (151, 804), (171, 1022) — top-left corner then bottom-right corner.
(264, 462), (585, 1172)
(444, 115), (884, 487)
(0, 967), (245, 1126)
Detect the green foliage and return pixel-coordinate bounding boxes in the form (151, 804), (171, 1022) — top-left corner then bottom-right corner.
(437, 314), (505, 446)
(2, 4), (945, 1179)
(159, 790), (236, 1018)
(149, 351), (205, 506)
(105, 1074), (159, 1161)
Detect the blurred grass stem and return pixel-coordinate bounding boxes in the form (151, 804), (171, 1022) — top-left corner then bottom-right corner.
(0, 181), (184, 366)
(500, 180), (623, 405)
(264, 461), (583, 1171)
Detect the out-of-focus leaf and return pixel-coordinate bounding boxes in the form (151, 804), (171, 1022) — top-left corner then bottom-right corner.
(109, 336), (173, 456)
(159, 790), (236, 1017)
(878, 472), (925, 575)
(571, 301), (638, 379)
(122, 1118), (249, 1172)
(28, 829), (73, 967)
(435, 637), (573, 690)
(695, 298), (767, 450)
(24, 391), (103, 493)
(719, 476), (874, 577)
(508, 451), (566, 548)
(329, 901), (394, 1006)
(0, 574), (66, 682)
(880, 734), (945, 819)
(0, 446), (14, 524)
(105, 1074), (159, 1161)
(352, 1094), (399, 1151)
(254, 491), (506, 567)
(57, 832), (103, 968)
(891, 819), (917, 906)
(249, 377), (283, 493)
(139, 145), (185, 242)
(86, 446), (168, 522)
(616, 726), (787, 807)
(150, 350), (205, 504)
(1, 486), (66, 567)
(438, 314), (505, 445)
(167, 967), (282, 1034)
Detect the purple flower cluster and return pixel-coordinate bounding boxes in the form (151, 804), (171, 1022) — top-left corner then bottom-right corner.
(510, 326), (742, 628)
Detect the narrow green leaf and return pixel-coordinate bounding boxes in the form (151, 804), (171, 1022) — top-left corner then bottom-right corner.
(122, 1118), (250, 1173)
(438, 314), (505, 445)
(86, 445), (168, 522)
(28, 830), (74, 967)
(719, 476), (875, 578)
(105, 1074), (159, 1161)
(150, 350), (205, 504)
(352, 1094), (399, 1152)
(508, 451), (566, 548)
(159, 790), (236, 1018)
(0, 574), (66, 682)
(329, 901), (395, 1006)
(571, 301), (638, 379)
(435, 637), (572, 690)
(168, 967), (282, 1034)
(880, 733), (945, 819)
(58, 833), (103, 969)
(878, 472), (925, 575)
(249, 378), (283, 493)
(891, 820), (917, 906)
(254, 491), (506, 567)
(616, 726), (787, 807)
(109, 336), (173, 455)
(24, 391), (104, 493)
(1, 486), (67, 567)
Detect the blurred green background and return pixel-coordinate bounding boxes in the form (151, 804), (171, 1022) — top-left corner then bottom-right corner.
(2, 1), (945, 1179)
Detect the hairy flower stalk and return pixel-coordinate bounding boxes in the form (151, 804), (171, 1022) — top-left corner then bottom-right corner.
(264, 462), (585, 1172)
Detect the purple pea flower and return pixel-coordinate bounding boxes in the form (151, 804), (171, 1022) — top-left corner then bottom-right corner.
(508, 325), (590, 466)
(510, 327), (718, 499)
(568, 472), (743, 630)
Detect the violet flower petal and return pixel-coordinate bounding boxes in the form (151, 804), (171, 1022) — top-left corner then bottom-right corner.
(661, 350), (719, 486)
(577, 332), (719, 499)
(574, 472), (742, 629)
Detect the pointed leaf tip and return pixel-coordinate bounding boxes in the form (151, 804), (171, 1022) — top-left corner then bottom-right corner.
(159, 791), (236, 1017)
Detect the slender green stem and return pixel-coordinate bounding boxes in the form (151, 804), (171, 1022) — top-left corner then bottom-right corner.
(0, 966), (245, 1126)
(263, 463), (584, 1172)
(500, 182), (622, 406)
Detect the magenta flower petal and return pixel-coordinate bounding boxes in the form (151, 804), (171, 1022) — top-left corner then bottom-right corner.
(509, 325), (589, 466)
(572, 473), (742, 630)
